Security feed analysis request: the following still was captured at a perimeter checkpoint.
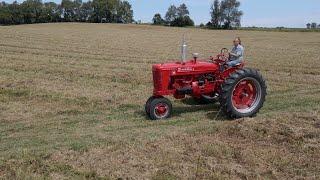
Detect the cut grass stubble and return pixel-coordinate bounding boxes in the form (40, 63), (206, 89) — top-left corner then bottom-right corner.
(0, 23), (319, 179)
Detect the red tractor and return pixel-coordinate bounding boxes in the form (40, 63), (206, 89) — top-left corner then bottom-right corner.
(145, 42), (267, 120)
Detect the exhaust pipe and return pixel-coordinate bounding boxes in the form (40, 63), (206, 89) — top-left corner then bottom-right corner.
(181, 34), (187, 62)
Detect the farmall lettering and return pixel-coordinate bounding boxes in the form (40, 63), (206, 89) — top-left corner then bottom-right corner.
(177, 67), (193, 72)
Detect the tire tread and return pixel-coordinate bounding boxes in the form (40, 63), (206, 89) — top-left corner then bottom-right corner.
(219, 68), (267, 119)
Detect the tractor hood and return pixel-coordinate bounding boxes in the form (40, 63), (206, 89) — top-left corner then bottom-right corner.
(152, 59), (219, 74)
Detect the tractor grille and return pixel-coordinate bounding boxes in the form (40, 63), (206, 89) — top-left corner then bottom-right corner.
(153, 69), (162, 91)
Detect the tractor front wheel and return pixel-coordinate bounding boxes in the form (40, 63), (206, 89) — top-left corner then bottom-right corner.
(219, 68), (267, 119)
(147, 97), (172, 120)
(145, 96), (157, 117)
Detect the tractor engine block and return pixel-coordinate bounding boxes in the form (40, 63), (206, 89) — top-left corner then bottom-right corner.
(172, 74), (216, 99)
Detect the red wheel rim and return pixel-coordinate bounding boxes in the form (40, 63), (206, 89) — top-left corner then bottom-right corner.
(154, 103), (169, 118)
(232, 77), (262, 113)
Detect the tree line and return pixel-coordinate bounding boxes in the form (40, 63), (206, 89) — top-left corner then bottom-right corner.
(306, 22), (320, 29)
(0, 0), (133, 25)
(0, 0), (243, 28)
(152, 0), (243, 29)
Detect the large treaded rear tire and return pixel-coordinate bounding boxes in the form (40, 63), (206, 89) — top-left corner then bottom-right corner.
(219, 68), (267, 119)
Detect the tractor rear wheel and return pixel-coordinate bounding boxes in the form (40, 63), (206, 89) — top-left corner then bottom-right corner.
(148, 97), (172, 120)
(219, 68), (267, 119)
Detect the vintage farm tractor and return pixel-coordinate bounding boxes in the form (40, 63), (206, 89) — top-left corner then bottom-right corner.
(145, 38), (267, 120)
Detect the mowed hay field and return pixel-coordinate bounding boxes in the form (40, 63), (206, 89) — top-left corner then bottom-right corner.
(0, 23), (319, 179)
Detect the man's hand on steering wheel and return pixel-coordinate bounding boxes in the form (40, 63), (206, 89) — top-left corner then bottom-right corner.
(220, 48), (228, 54)
(220, 48), (230, 62)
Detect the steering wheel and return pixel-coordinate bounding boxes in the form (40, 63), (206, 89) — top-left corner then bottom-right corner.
(221, 48), (229, 54)
(219, 48), (230, 62)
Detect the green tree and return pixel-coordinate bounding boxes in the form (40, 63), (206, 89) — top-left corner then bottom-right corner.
(91, 0), (106, 23)
(164, 3), (194, 27)
(165, 5), (177, 24)
(61, 0), (76, 22)
(306, 23), (311, 29)
(41, 2), (60, 22)
(220, 0), (243, 29)
(73, 0), (82, 21)
(210, 0), (221, 28)
(0, 2), (13, 24)
(8, 1), (23, 24)
(152, 13), (164, 25)
(79, 1), (93, 22)
(117, 0), (133, 23)
(172, 3), (193, 27)
(177, 3), (189, 17)
(311, 22), (317, 29)
(0, 0), (134, 25)
(91, 0), (119, 23)
(170, 15), (194, 27)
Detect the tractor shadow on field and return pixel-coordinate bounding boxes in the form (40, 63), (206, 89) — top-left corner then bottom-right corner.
(206, 111), (229, 121)
(178, 98), (228, 121)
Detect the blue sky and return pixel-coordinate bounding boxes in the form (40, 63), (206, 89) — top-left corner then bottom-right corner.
(127, 0), (320, 28)
(4, 0), (320, 27)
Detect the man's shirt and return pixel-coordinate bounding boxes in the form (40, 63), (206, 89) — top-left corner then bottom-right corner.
(230, 45), (244, 62)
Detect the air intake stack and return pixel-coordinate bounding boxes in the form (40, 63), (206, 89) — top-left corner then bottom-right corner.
(181, 35), (187, 62)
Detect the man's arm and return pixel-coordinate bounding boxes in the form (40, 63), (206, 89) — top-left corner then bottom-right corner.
(230, 48), (242, 57)
(229, 52), (240, 57)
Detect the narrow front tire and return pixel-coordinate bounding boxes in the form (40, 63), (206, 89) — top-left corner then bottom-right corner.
(145, 96), (157, 117)
(149, 97), (172, 120)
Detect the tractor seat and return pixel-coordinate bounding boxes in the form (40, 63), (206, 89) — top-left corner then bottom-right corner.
(227, 62), (243, 69)
(228, 63), (242, 67)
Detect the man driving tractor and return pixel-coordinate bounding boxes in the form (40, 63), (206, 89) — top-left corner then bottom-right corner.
(227, 37), (244, 67)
